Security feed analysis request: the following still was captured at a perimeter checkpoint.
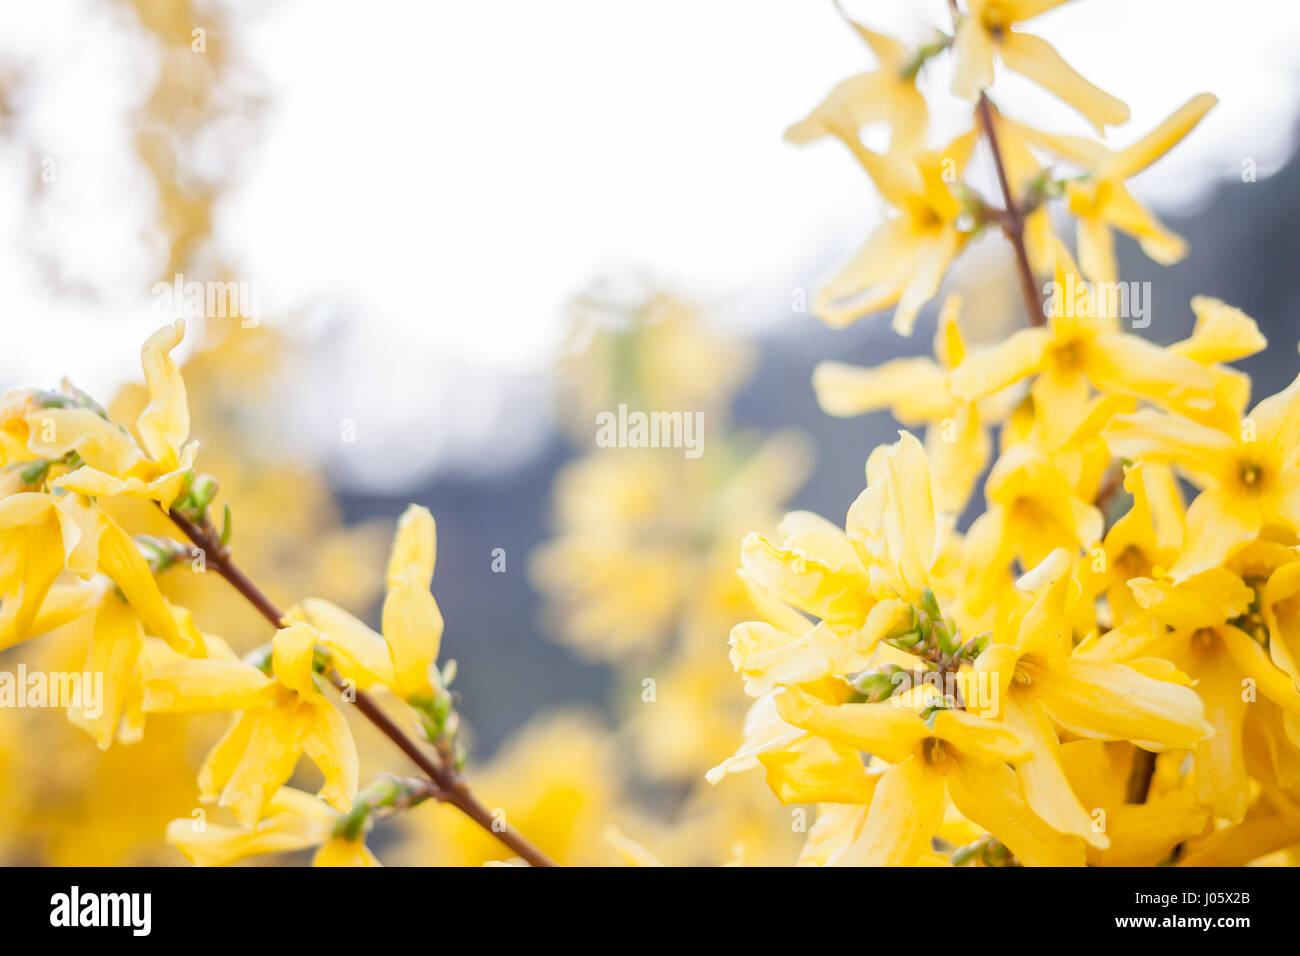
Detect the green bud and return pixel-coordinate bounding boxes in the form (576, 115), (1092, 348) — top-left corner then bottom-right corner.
(920, 589), (943, 624)
(852, 669), (900, 703)
(958, 632), (991, 662)
(950, 842), (980, 867)
(19, 459), (51, 486)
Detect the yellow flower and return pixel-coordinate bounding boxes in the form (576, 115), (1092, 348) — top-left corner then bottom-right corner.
(730, 433), (949, 693)
(1024, 94), (1218, 281)
(960, 442), (1102, 606)
(774, 684), (1084, 865)
(33, 321), (198, 509)
(0, 491), (100, 649)
(971, 549), (1211, 849)
(143, 621), (358, 828)
(298, 504), (444, 702)
(813, 296), (993, 513)
(167, 786), (378, 867)
(951, 0), (1129, 133)
(1079, 461), (1183, 627)
(1089, 569), (1300, 821)
(785, 18), (928, 155)
(949, 243), (1216, 432)
(1058, 741), (1210, 866)
(1103, 367), (1300, 580)
(814, 132), (977, 334)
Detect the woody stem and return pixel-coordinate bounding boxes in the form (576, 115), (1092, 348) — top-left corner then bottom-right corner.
(947, 0), (1043, 327)
(975, 92), (1044, 328)
(164, 506), (557, 867)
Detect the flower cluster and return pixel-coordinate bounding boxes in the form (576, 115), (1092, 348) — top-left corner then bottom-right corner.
(713, 2), (1300, 866)
(0, 321), (510, 866)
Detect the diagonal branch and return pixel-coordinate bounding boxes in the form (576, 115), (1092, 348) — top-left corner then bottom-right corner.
(165, 506), (557, 867)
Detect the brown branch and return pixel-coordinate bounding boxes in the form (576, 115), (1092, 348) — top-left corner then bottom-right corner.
(975, 93), (1044, 328)
(165, 506), (557, 867)
(945, 0), (1043, 327)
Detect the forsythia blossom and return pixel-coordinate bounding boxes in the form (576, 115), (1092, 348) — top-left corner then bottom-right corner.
(716, 1), (1300, 868)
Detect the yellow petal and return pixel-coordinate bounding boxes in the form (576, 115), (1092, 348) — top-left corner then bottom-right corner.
(137, 320), (191, 464)
(221, 699), (309, 828)
(945, 755), (1087, 866)
(950, 17), (994, 101)
(757, 737), (884, 805)
(1173, 297), (1267, 366)
(1003, 693), (1108, 849)
(775, 687), (929, 764)
(1101, 93), (1217, 182)
(313, 836), (380, 867)
(739, 532), (873, 631)
(892, 227), (960, 337)
(932, 708), (1033, 765)
(273, 621), (321, 698)
(812, 357), (952, 423)
(300, 699), (359, 812)
(1167, 487), (1260, 582)
(1084, 332), (1215, 410)
(69, 598), (143, 749)
(386, 504), (436, 591)
(1028, 656), (1213, 749)
(1219, 625), (1300, 718)
(1075, 216), (1116, 284)
(998, 30), (1129, 132)
(1129, 569), (1254, 629)
(814, 219), (921, 328)
(95, 513), (190, 652)
(831, 755), (945, 866)
(143, 656), (275, 713)
(1188, 648), (1250, 821)
(381, 582), (443, 700)
(948, 327), (1049, 400)
(25, 407), (146, 477)
(1102, 408), (1234, 475)
(297, 598), (396, 689)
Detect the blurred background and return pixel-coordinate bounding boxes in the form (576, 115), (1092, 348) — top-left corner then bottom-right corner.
(1, 0), (1298, 864)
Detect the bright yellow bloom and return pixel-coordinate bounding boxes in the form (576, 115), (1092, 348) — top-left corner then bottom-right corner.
(814, 132), (977, 334)
(951, 0), (1129, 133)
(731, 433), (948, 693)
(167, 786), (378, 867)
(1088, 569), (1300, 821)
(774, 685), (1084, 865)
(298, 504), (444, 702)
(949, 243), (1216, 432)
(34, 321), (198, 509)
(144, 621), (358, 828)
(785, 19), (928, 155)
(1103, 367), (1300, 580)
(1024, 94), (1218, 281)
(1079, 461), (1183, 627)
(972, 549), (1211, 849)
(1059, 741), (1210, 866)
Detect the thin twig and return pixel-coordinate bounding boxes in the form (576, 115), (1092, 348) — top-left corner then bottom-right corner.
(165, 506), (557, 867)
(975, 93), (1044, 328)
(946, 0), (1043, 327)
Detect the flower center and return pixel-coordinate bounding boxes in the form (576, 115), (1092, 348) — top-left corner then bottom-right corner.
(922, 737), (949, 766)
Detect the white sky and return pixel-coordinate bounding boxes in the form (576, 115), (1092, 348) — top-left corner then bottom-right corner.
(2, 0), (1298, 486)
